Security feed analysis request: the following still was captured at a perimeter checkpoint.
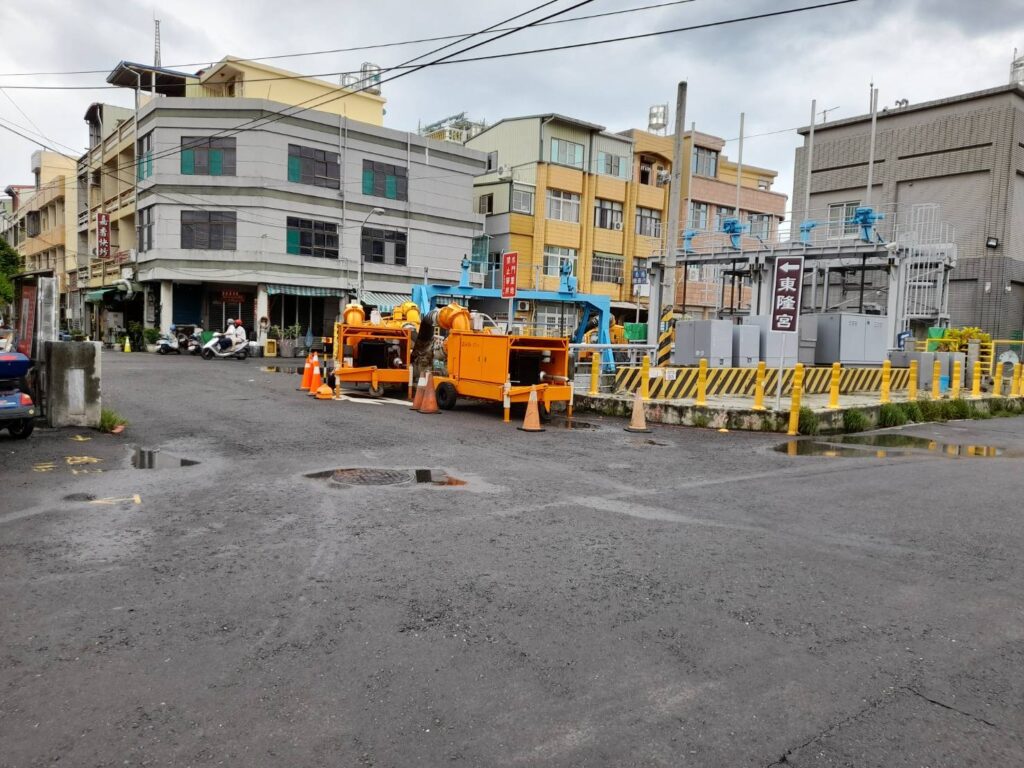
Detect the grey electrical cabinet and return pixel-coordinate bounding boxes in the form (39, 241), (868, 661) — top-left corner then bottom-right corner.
(798, 315), (818, 365)
(672, 320), (733, 367)
(741, 315), (798, 367)
(813, 313), (888, 365)
(732, 325), (759, 368)
(890, 350), (935, 391)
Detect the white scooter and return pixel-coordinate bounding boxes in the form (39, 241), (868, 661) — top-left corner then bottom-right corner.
(156, 333), (181, 355)
(200, 333), (249, 361)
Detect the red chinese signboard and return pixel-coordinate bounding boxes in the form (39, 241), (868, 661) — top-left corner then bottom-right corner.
(501, 251), (518, 299)
(770, 255), (804, 333)
(96, 212), (110, 260)
(221, 290), (245, 304)
(16, 284), (36, 356)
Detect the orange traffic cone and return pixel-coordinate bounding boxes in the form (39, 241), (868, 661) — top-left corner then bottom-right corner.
(517, 385), (545, 432)
(411, 374), (427, 410)
(624, 389), (651, 433)
(307, 353), (322, 395)
(298, 353), (313, 391)
(418, 372), (441, 414)
(314, 382), (334, 400)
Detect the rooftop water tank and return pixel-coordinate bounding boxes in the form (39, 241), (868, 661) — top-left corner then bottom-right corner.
(648, 104), (668, 134)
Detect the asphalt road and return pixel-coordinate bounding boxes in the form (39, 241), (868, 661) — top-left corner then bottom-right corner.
(2, 351), (1022, 767)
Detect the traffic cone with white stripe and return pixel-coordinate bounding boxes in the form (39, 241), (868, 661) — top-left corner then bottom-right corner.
(298, 353), (313, 390)
(307, 353), (322, 395)
(412, 374), (427, 410)
(517, 386), (545, 432)
(417, 372), (440, 414)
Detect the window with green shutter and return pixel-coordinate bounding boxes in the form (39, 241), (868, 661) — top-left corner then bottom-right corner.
(209, 149), (223, 176)
(180, 149), (195, 175)
(285, 227), (301, 254)
(362, 168), (374, 195)
(361, 160), (407, 201)
(287, 155), (301, 182)
(385, 174), (397, 199)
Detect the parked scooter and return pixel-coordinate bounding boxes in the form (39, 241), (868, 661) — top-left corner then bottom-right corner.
(156, 329), (181, 354)
(187, 327), (204, 355)
(201, 333), (249, 360)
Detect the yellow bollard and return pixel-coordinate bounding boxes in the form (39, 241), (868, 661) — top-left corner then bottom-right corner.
(993, 361), (1003, 398)
(879, 360), (891, 404)
(752, 361), (767, 411)
(971, 360), (982, 400)
(951, 360), (962, 399)
(827, 361), (841, 409)
(503, 376), (511, 423)
(589, 356), (600, 396)
(787, 363), (805, 436)
(695, 358), (708, 407)
(931, 359), (942, 400)
(1013, 363), (1022, 397)
(640, 354), (651, 401)
(907, 360), (918, 402)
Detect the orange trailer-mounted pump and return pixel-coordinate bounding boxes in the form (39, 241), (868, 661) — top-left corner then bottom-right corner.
(431, 303), (572, 414)
(332, 302), (418, 397)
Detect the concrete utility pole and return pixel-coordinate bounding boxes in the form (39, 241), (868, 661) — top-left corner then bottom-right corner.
(649, 81), (686, 348)
(865, 85), (879, 207)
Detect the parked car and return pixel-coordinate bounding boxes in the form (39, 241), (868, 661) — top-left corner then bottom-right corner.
(0, 352), (36, 439)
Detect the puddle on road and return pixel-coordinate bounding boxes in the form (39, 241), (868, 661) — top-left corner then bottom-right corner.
(261, 366), (301, 374)
(548, 417), (598, 430)
(777, 435), (1006, 458)
(131, 448), (200, 469)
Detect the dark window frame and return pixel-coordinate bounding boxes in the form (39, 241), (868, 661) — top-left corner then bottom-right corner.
(181, 136), (236, 176)
(181, 210), (237, 250)
(286, 216), (339, 259)
(360, 227), (408, 266)
(361, 159), (408, 201)
(287, 143), (341, 189)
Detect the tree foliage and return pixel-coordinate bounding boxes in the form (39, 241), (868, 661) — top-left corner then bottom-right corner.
(0, 236), (22, 306)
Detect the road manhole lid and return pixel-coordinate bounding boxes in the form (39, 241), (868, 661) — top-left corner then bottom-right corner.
(305, 467), (466, 487)
(330, 468), (411, 486)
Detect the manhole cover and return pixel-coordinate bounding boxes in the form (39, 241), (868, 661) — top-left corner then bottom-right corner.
(331, 468), (412, 486)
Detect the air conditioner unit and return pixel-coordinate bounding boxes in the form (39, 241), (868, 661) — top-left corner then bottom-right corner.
(615, 276), (625, 285)
(516, 300), (531, 311)
(497, 165), (512, 180)
(613, 221), (623, 231)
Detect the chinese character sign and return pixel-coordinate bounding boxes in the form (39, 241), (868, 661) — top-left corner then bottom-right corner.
(96, 213), (110, 260)
(501, 251), (518, 299)
(770, 255), (804, 333)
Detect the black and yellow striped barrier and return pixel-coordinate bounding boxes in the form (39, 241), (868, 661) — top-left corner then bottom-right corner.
(615, 365), (911, 399)
(656, 309), (675, 367)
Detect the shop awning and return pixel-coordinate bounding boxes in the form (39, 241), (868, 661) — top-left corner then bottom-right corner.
(84, 289), (112, 303)
(266, 283), (345, 297)
(361, 291), (411, 311)
(83, 283), (143, 303)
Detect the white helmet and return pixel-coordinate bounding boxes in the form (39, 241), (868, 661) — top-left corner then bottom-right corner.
(226, 318), (234, 325)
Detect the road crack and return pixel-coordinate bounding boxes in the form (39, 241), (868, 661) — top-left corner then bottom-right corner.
(899, 685), (998, 729)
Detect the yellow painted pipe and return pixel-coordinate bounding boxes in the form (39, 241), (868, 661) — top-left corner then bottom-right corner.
(787, 363), (805, 436)
(907, 359), (918, 402)
(589, 357), (600, 396)
(695, 358), (708, 407)
(993, 361), (1003, 398)
(752, 360), (767, 411)
(931, 359), (942, 400)
(827, 361), (841, 409)
(880, 360), (891, 404)
(1013, 363), (1022, 397)
(640, 354), (651, 401)
(951, 360), (962, 399)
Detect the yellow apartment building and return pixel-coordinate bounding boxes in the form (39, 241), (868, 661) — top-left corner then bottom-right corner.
(466, 114), (670, 330)
(2, 151), (78, 322)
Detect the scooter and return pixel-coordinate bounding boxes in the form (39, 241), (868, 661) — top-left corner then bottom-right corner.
(0, 351), (35, 439)
(187, 328), (204, 355)
(201, 333), (249, 360)
(156, 333), (181, 355)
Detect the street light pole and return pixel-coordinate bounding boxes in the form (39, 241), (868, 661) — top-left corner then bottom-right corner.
(356, 207), (385, 304)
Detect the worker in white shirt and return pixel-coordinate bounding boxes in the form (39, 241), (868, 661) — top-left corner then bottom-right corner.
(233, 319), (247, 350)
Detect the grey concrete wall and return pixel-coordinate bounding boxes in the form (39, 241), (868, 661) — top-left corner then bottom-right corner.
(45, 341), (101, 428)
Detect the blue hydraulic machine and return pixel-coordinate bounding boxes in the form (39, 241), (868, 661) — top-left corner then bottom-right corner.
(411, 257), (617, 371)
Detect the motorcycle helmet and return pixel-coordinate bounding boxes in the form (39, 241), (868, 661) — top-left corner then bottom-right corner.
(169, 324), (176, 332)
(226, 318), (234, 326)
(234, 319), (243, 326)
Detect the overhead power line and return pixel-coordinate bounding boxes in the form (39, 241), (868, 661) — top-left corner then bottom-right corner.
(0, 0), (697, 79)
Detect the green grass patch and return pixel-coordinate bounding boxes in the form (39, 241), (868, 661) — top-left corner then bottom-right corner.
(878, 403), (908, 428)
(898, 401), (924, 423)
(842, 408), (869, 433)
(691, 412), (710, 429)
(943, 399), (973, 420)
(98, 408), (128, 433)
(918, 399), (946, 422)
(798, 406), (820, 436)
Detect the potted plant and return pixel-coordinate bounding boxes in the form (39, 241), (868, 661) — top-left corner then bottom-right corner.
(265, 324), (282, 357)
(279, 323), (302, 358)
(143, 327), (161, 353)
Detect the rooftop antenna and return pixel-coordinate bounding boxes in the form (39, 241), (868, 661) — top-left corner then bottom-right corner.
(154, 17), (161, 67)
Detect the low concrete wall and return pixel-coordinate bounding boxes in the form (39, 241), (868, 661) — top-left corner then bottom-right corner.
(45, 341), (102, 428)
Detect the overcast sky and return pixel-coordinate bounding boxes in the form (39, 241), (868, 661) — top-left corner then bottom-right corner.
(1, 0), (1022, 223)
